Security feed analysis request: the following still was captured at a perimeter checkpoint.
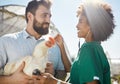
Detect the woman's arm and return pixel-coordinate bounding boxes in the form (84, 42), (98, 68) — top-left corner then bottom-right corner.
(86, 80), (99, 84)
(55, 34), (71, 72)
(34, 73), (70, 84)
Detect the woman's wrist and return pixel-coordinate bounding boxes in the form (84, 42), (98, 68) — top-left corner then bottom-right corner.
(56, 79), (69, 84)
(57, 79), (62, 84)
(52, 78), (63, 84)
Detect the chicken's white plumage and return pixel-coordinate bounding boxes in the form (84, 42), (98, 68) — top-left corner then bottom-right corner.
(4, 37), (55, 76)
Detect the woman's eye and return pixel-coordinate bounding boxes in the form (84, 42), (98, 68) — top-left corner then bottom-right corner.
(79, 20), (83, 23)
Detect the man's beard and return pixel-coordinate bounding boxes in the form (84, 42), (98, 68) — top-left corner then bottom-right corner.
(33, 18), (49, 35)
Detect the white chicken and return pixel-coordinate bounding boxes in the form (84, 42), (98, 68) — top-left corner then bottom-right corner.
(4, 37), (55, 76)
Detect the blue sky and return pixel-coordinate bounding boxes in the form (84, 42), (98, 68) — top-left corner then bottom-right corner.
(0, 0), (120, 59)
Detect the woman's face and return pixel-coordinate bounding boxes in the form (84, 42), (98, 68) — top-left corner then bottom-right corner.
(76, 15), (90, 38)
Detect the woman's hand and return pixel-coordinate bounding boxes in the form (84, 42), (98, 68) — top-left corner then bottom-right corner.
(55, 34), (64, 48)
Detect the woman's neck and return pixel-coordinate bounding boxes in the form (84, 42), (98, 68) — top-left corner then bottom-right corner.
(85, 32), (93, 42)
(85, 37), (93, 42)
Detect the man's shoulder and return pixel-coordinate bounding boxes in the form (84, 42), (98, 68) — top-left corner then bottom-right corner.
(1, 31), (23, 39)
(0, 31), (23, 42)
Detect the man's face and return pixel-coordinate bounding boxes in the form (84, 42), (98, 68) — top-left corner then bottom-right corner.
(33, 5), (51, 35)
(33, 17), (49, 35)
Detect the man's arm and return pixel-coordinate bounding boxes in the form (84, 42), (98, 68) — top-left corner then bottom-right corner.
(0, 75), (11, 84)
(0, 62), (34, 84)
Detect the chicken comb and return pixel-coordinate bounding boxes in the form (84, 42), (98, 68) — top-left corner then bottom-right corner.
(45, 37), (55, 48)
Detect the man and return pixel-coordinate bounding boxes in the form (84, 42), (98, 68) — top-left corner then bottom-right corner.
(0, 0), (71, 83)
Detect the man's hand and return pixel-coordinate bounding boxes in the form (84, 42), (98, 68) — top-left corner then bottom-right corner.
(9, 61), (34, 84)
(45, 62), (54, 75)
(32, 73), (57, 84)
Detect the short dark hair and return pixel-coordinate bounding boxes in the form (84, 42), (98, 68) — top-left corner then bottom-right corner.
(25, 0), (52, 23)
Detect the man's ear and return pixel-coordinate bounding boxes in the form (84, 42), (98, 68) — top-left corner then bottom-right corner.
(27, 12), (34, 22)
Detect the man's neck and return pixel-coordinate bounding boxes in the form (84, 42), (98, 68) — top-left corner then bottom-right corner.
(26, 27), (42, 40)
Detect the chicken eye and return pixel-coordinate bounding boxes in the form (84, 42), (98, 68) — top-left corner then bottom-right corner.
(32, 69), (41, 76)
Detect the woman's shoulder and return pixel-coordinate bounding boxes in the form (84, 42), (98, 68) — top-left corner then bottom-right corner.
(82, 41), (100, 47)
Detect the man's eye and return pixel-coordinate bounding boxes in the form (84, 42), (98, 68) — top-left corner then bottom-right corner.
(41, 14), (47, 18)
(40, 14), (51, 18)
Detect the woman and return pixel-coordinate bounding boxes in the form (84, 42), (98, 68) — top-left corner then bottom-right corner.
(35, 1), (115, 84)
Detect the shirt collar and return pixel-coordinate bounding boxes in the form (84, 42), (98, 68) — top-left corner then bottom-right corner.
(22, 29), (45, 41)
(22, 29), (31, 39)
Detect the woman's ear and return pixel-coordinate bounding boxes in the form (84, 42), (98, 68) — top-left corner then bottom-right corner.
(27, 12), (34, 22)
